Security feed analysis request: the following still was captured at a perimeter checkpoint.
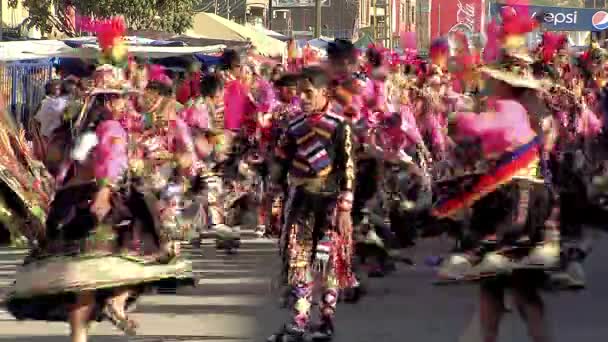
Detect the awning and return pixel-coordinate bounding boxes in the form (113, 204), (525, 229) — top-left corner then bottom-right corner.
(306, 37), (333, 50)
(246, 24), (289, 41)
(188, 12), (286, 56)
(0, 40), (69, 61)
(21, 44), (227, 60)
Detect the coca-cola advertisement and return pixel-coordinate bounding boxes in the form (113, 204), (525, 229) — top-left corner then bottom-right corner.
(430, 0), (484, 42)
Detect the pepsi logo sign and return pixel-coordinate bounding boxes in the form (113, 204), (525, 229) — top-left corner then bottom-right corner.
(592, 11), (608, 30)
(530, 10), (578, 26)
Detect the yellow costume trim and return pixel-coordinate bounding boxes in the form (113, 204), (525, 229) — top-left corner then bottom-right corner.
(343, 124), (355, 191)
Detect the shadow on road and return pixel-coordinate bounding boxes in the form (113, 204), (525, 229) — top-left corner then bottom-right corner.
(0, 336), (249, 341)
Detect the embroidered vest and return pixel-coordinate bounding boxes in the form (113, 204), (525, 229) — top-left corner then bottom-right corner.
(286, 111), (344, 178)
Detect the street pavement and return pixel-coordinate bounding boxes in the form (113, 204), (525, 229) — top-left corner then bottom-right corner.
(0, 230), (607, 342)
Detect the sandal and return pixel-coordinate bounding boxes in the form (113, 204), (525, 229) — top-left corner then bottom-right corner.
(102, 302), (138, 336)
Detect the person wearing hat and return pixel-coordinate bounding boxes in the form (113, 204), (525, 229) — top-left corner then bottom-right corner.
(196, 74), (242, 252)
(256, 73), (300, 240)
(176, 61), (202, 105)
(4, 17), (195, 342)
(434, 8), (559, 342)
(326, 39), (361, 120)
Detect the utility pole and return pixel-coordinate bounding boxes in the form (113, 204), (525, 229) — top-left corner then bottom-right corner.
(387, 0), (392, 48)
(372, 0), (377, 42)
(0, 0), (3, 42)
(314, 0), (322, 38)
(268, 0), (273, 29)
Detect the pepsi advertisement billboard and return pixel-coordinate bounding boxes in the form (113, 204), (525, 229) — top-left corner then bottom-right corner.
(491, 4), (608, 31)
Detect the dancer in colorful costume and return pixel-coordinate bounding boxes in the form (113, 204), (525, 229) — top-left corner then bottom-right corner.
(5, 17), (194, 342)
(259, 73), (300, 238)
(433, 6), (559, 341)
(268, 66), (355, 342)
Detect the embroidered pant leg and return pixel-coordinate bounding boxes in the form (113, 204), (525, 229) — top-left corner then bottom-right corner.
(319, 275), (339, 328)
(284, 189), (315, 328)
(311, 197), (341, 329)
(290, 268), (314, 329)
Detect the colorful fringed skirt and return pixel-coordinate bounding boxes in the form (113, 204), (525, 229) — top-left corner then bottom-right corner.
(4, 181), (195, 322)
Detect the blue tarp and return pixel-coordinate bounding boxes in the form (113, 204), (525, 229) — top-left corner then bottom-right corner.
(1, 60), (54, 126)
(194, 54), (222, 65)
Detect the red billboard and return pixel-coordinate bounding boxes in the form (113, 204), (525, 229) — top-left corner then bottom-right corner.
(430, 0), (484, 41)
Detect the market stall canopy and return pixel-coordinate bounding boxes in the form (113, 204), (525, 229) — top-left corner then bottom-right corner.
(0, 40), (69, 61)
(188, 12), (286, 56)
(168, 35), (250, 49)
(305, 37), (333, 50)
(2, 41), (226, 61)
(63, 36), (158, 48)
(246, 24), (289, 41)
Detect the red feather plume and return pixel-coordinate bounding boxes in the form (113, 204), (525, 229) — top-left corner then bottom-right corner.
(94, 16), (127, 51)
(540, 32), (567, 63)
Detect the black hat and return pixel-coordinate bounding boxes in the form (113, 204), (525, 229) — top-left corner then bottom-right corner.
(221, 49), (242, 70)
(275, 73), (299, 87)
(327, 39), (356, 63)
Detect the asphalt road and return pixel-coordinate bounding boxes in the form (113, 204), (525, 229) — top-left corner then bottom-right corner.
(0, 230), (607, 342)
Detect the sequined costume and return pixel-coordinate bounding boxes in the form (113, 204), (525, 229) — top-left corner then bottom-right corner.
(271, 104), (355, 334)
(6, 94), (194, 327)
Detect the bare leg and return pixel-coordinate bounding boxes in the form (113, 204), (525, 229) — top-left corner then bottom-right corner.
(479, 282), (506, 342)
(103, 287), (138, 335)
(68, 291), (95, 342)
(108, 288), (132, 317)
(512, 279), (551, 342)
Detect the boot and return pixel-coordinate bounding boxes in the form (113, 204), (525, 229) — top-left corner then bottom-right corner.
(309, 319), (334, 341)
(311, 289), (337, 341)
(255, 224), (266, 238)
(550, 248), (586, 289)
(215, 224), (240, 252)
(267, 324), (306, 342)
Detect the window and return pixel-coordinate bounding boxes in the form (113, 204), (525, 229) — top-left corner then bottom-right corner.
(585, 0), (607, 7)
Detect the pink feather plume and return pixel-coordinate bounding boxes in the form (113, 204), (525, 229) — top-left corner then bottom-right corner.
(148, 64), (173, 86)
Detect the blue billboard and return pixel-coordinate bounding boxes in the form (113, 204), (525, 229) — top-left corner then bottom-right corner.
(491, 4), (608, 31)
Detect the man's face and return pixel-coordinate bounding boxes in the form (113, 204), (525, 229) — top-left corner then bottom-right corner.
(106, 95), (127, 118)
(279, 86), (297, 102)
(299, 79), (327, 113)
(210, 88), (225, 106)
(143, 88), (160, 107)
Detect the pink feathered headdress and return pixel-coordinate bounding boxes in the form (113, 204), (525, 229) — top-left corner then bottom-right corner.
(148, 64), (173, 87)
(539, 32), (567, 63)
(94, 17), (126, 51)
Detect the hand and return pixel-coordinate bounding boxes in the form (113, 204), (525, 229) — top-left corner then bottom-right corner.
(91, 187), (112, 220)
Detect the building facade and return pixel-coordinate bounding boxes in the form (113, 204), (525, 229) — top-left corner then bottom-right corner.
(269, 0), (358, 39)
